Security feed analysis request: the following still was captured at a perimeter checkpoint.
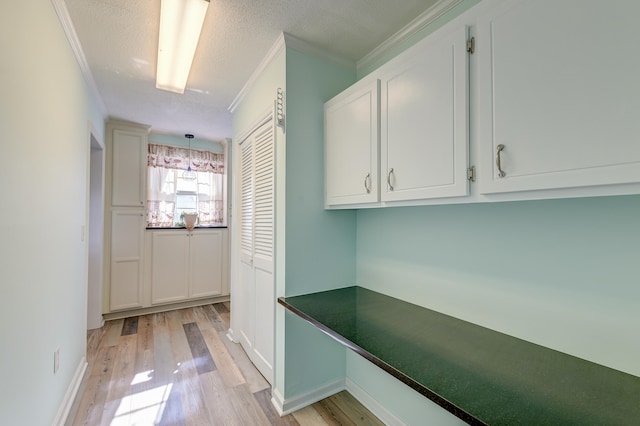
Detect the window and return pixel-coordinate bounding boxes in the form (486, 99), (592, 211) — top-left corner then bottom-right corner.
(146, 143), (225, 227)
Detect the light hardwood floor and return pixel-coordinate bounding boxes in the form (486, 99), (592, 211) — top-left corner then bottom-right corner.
(68, 303), (384, 425)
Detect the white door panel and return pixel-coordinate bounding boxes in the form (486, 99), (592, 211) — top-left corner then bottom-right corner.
(236, 118), (275, 384)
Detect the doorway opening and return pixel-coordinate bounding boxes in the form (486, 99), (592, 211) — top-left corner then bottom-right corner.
(87, 131), (105, 330)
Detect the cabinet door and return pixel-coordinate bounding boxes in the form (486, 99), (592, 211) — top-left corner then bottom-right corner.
(189, 231), (224, 298)
(381, 25), (469, 202)
(151, 231), (188, 304)
(110, 209), (144, 310)
(325, 78), (380, 206)
(236, 119), (275, 384)
(477, 0), (640, 194)
(112, 129), (146, 207)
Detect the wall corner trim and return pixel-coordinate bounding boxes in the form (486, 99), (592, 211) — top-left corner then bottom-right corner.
(345, 378), (405, 426)
(228, 32), (356, 114)
(273, 378), (346, 416)
(357, 0), (465, 73)
(228, 33), (287, 113)
(52, 356), (88, 426)
(50, 0), (108, 119)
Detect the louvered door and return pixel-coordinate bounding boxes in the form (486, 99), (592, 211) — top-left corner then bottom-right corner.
(237, 119), (275, 384)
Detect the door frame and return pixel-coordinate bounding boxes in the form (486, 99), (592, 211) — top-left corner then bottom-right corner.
(228, 107), (274, 344)
(86, 124), (105, 330)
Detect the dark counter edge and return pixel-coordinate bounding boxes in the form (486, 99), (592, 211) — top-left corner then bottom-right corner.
(277, 296), (486, 426)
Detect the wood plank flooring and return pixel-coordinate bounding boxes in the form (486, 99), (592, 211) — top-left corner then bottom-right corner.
(68, 303), (384, 425)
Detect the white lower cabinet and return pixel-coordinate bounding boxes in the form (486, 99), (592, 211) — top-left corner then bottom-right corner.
(476, 0), (640, 194)
(189, 231), (225, 298)
(110, 209), (145, 311)
(151, 229), (226, 305)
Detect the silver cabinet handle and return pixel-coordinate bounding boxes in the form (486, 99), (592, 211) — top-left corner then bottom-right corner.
(387, 168), (395, 191)
(496, 144), (506, 178)
(364, 173), (371, 194)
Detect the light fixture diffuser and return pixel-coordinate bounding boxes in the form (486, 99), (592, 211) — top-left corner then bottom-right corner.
(156, 0), (210, 94)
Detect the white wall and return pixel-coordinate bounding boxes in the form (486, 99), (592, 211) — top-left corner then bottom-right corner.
(0, 2), (105, 424)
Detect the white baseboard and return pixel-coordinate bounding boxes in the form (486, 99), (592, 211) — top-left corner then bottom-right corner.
(52, 356), (88, 426)
(271, 378), (346, 415)
(345, 377), (405, 426)
(226, 327), (238, 343)
(271, 387), (286, 416)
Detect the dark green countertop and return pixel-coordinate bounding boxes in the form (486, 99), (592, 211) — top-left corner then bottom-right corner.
(278, 286), (640, 425)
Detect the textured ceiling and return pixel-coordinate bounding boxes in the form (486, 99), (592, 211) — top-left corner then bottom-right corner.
(64, 0), (440, 142)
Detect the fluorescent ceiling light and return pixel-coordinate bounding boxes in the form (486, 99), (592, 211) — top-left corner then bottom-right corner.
(156, 0), (210, 94)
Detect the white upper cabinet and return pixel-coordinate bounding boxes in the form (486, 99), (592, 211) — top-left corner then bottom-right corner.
(112, 128), (147, 207)
(380, 25), (469, 202)
(476, 0), (640, 194)
(323, 0), (640, 208)
(325, 78), (380, 207)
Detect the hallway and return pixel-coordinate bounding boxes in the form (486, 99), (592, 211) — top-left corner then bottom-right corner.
(68, 303), (382, 425)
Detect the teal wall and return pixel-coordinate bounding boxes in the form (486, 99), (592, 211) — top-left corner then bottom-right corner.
(284, 47), (357, 297)
(0, 1), (105, 424)
(351, 196), (640, 423)
(281, 46), (356, 402)
(346, 351), (467, 425)
(348, 0), (640, 421)
(355, 196), (640, 376)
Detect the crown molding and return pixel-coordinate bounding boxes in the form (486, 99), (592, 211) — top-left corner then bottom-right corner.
(50, 0), (108, 119)
(357, 0), (465, 74)
(228, 32), (356, 113)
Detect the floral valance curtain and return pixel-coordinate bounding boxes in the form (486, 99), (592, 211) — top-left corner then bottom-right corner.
(147, 143), (225, 227)
(148, 143), (224, 174)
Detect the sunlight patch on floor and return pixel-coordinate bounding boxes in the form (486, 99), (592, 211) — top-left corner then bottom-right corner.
(111, 383), (173, 425)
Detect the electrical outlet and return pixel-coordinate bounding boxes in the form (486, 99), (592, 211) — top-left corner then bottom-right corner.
(54, 348), (60, 374)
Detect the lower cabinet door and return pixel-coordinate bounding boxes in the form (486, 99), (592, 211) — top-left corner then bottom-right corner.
(110, 209), (144, 311)
(189, 231), (224, 298)
(151, 229), (227, 305)
(151, 231), (189, 304)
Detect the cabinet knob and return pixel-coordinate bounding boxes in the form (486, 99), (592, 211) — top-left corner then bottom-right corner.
(496, 144), (506, 178)
(387, 168), (395, 191)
